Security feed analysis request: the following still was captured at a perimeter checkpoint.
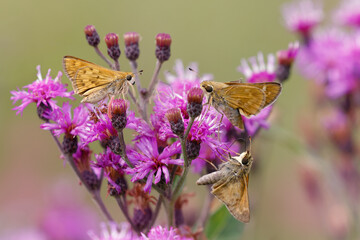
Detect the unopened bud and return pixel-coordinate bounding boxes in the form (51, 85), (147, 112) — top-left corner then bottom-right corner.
(165, 108), (184, 136)
(108, 176), (128, 196)
(84, 25), (100, 47)
(186, 139), (201, 161)
(155, 33), (171, 62)
(108, 98), (128, 131)
(133, 207), (152, 232)
(276, 42), (299, 82)
(37, 102), (52, 121)
(82, 170), (100, 190)
(124, 32), (140, 61)
(108, 135), (121, 155)
(63, 135), (78, 154)
(105, 33), (121, 61)
(187, 87), (204, 118)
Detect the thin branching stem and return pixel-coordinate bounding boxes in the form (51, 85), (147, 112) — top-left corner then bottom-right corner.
(129, 60), (147, 120)
(172, 117), (195, 200)
(48, 131), (115, 223)
(145, 195), (163, 234)
(66, 152), (116, 223)
(114, 59), (120, 71)
(115, 196), (137, 232)
(94, 46), (113, 68)
(146, 60), (162, 103)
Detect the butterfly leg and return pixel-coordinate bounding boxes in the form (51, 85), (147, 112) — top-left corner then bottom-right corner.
(130, 83), (136, 98)
(217, 113), (224, 141)
(197, 97), (212, 129)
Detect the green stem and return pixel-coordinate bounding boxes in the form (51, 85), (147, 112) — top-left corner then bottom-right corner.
(172, 117), (195, 201)
(117, 130), (134, 168)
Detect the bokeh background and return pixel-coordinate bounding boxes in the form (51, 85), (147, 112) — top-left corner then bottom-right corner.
(1, 0), (344, 239)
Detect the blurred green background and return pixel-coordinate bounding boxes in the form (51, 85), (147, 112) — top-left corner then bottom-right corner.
(1, 0), (341, 239)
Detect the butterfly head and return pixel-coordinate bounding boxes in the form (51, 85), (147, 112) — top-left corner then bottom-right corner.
(200, 81), (214, 94)
(125, 73), (136, 85)
(232, 150), (252, 167)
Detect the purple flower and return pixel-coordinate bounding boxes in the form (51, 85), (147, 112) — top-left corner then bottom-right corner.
(10, 65), (74, 115)
(127, 137), (182, 193)
(277, 41), (300, 66)
(86, 110), (118, 144)
(186, 112), (222, 148)
(345, 31), (360, 81)
(296, 28), (355, 98)
(127, 113), (155, 140)
(192, 143), (224, 173)
(141, 225), (191, 240)
(334, 0), (360, 28)
(282, 0), (323, 36)
(88, 222), (140, 240)
(163, 59), (213, 95)
(94, 147), (127, 169)
(244, 106), (273, 136)
(151, 60), (216, 142)
(40, 102), (90, 140)
(237, 52), (276, 83)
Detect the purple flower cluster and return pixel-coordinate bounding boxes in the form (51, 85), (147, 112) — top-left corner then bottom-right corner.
(11, 24), (294, 238)
(11, 66), (74, 118)
(283, 0), (360, 99)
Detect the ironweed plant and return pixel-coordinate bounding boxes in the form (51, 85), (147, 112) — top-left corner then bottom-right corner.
(11, 25), (297, 239)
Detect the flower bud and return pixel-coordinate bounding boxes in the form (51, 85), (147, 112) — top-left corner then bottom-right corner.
(108, 175), (128, 196)
(276, 42), (299, 82)
(108, 135), (121, 155)
(82, 170), (100, 190)
(175, 208), (185, 227)
(108, 98), (128, 131)
(155, 33), (171, 62)
(84, 25), (100, 47)
(187, 87), (204, 118)
(186, 139), (201, 161)
(105, 33), (121, 61)
(124, 32), (140, 61)
(165, 108), (184, 137)
(37, 102), (52, 121)
(133, 207), (152, 232)
(63, 135), (78, 154)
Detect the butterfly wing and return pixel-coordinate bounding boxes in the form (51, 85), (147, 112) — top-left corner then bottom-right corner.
(212, 173), (250, 223)
(246, 82), (282, 107)
(223, 82), (282, 111)
(63, 56), (118, 95)
(218, 83), (266, 117)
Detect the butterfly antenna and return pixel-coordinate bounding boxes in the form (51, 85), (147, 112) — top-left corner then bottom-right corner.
(217, 144), (240, 158)
(247, 136), (252, 152)
(198, 157), (219, 171)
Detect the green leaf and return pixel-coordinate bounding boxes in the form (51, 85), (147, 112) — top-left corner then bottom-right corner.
(205, 205), (245, 240)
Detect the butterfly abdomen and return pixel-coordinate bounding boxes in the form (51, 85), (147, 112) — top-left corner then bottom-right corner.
(197, 170), (224, 185)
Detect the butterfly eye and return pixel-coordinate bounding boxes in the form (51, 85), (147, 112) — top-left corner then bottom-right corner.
(126, 75), (132, 81)
(241, 157), (249, 165)
(204, 85), (213, 93)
